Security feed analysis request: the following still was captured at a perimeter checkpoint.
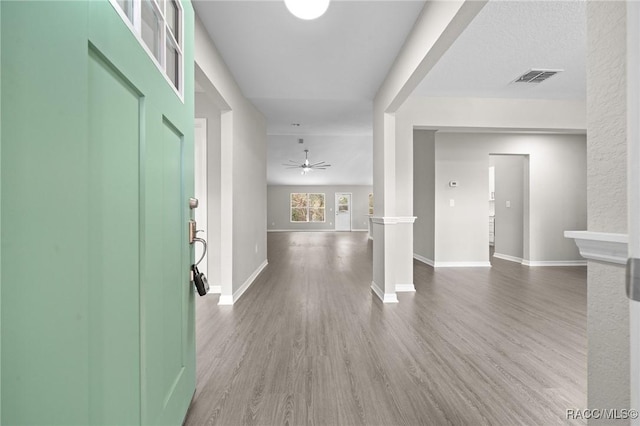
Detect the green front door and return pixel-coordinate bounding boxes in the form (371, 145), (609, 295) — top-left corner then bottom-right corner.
(1, 1), (195, 424)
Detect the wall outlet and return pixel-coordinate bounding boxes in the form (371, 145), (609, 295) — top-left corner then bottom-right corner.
(255, 243), (258, 254)
(330, 222), (333, 225)
(449, 199), (455, 207)
(271, 222), (275, 226)
(506, 201), (511, 208)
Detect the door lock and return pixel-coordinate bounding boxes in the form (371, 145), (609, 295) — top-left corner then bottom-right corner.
(189, 220), (197, 244)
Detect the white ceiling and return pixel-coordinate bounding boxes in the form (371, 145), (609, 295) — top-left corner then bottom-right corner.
(193, 0), (587, 186)
(413, 0), (586, 100)
(193, 0), (425, 185)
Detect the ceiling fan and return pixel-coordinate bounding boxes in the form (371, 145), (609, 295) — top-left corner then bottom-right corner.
(283, 149), (331, 175)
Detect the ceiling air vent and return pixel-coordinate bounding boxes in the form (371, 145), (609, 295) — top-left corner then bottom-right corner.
(514, 69), (563, 83)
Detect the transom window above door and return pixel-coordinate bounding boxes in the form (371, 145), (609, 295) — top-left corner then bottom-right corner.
(110, 0), (184, 99)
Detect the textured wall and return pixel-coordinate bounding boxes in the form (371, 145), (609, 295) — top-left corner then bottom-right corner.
(586, 1), (629, 419)
(587, 3), (627, 233)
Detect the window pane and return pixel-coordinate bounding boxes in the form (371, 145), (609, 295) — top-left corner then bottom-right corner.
(310, 208), (325, 222)
(291, 208), (308, 222)
(369, 193), (374, 215)
(141, 0), (161, 62)
(166, 40), (180, 90)
(291, 193), (308, 208)
(166, 0), (180, 43)
(338, 205), (348, 212)
(309, 193), (324, 208)
(338, 196), (348, 205)
(116, 0), (134, 22)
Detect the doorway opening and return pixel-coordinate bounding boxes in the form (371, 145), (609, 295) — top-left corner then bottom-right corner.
(488, 154), (530, 265)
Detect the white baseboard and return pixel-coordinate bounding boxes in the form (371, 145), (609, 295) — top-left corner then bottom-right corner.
(433, 261), (492, 268)
(207, 285), (221, 295)
(492, 253), (587, 267)
(217, 260), (269, 306)
(218, 295), (233, 305)
(268, 229), (335, 232)
(522, 259), (587, 267)
(396, 284), (416, 292)
(268, 229), (368, 233)
(493, 252), (523, 264)
(371, 281), (398, 303)
(413, 254), (435, 267)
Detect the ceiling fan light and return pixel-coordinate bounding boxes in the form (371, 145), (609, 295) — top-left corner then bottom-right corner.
(284, 0), (330, 20)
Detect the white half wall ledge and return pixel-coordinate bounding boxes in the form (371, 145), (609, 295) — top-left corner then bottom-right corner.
(371, 216), (417, 225)
(371, 281), (399, 303)
(564, 231), (629, 265)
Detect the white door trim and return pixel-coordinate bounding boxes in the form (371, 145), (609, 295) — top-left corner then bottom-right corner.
(628, 3), (640, 422)
(335, 192), (352, 231)
(194, 118), (208, 277)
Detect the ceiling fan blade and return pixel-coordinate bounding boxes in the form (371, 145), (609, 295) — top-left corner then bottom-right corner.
(287, 159), (299, 163)
(309, 161), (325, 166)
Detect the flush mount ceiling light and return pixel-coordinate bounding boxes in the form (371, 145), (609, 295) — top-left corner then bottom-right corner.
(284, 0), (330, 20)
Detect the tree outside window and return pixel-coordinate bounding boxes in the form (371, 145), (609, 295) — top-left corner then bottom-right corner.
(291, 193), (325, 222)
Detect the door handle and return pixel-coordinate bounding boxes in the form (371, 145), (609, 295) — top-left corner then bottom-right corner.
(192, 237), (207, 267)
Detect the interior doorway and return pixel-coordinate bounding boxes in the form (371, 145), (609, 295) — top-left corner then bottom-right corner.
(194, 119), (208, 277)
(489, 154), (530, 264)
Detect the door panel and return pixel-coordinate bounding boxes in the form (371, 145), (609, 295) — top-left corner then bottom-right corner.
(88, 47), (142, 425)
(1, 1), (195, 424)
(335, 193), (352, 231)
(143, 117), (189, 424)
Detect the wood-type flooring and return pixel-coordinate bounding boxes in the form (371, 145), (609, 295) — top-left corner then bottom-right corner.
(184, 232), (586, 425)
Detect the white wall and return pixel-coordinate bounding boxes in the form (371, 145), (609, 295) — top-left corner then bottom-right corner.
(413, 130), (435, 262)
(433, 132), (586, 266)
(267, 185), (372, 231)
(586, 2), (629, 415)
(493, 155), (526, 261)
(195, 16), (267, 300)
